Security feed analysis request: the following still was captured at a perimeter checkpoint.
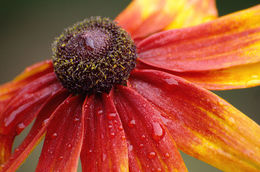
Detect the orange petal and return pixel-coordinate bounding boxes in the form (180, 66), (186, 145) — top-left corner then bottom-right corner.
(36, 95), (84, 172)
(80, 94), (128, 172)
(113, 86), (187, 172)
(177, 62), (260, 90)
(0, 60), (53, 101)
(116, 0), (217, 39)
(137, 5), (260, 72)
(0, 73), (62, 135)
(2, 89), (69, 172)
(129, 69), (260, 171)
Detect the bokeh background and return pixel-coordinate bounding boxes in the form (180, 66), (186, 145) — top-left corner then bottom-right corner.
(0, 0), (259, 171)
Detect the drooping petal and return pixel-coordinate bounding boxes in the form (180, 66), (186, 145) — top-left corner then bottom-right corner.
(116, 0), (217, 39)
(1, 89), (69, 172)
(0, 60), (53, 101)
(0, 73), (62, 135)
(36, 95), (84, 172)
(113, 86), (187, 172)
(129, 69), (260, 171)
(0, 134), (15, 166)
(80, 94), (128, 172)
(137, 5), (260, 72)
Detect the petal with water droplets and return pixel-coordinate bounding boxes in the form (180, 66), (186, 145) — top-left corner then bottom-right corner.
(113, 86), (187, 172)
(81, 94), (128, 172)
(2, 89), (68, 172)
(130, 69), (260, 171)
(36, 95), (84, 172)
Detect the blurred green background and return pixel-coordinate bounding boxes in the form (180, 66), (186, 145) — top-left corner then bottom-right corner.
(0, 0), (259, 171)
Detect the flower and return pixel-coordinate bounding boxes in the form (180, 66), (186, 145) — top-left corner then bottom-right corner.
(0, 0), (260, 171)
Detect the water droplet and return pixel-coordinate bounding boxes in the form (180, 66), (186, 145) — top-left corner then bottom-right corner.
(48, 149), (53, 154)
(1, 164), (5, 168)
(121, 135), (126, 140)
(157, 168), (162, 172)
(152, 123), (165, 141)
(89, 149), (93, 153)
(229, 117), (235, 123)
(42, 119), (49, 126)
(108, 125), (113, 129)
(128, 144), (133, 151)
(51, 133), (58, 139)
(165, 153), (170, 158)
(164, 77), (178, 86)
(67, 144), (72, 148)
(107, 113), (117, 120)
(14, 148), (20, 152)
(73, 117), (80, 122)
(139, 144), (144, 148)
(141, 135), (146, 139)
(251, 75), (259, 79)
(148, 152), (156, 159)
(110, 132), (115, 137)
(128, 120), (136, 128)
(102, 153), (107, 161)
(59, 156), (64, 160)
(97, 110), (103, 115)
(16, 123), (25, 134)
(118, 126), (123, 131)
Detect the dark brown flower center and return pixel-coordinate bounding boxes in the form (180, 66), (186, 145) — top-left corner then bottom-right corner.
(52, 17), (137, 95)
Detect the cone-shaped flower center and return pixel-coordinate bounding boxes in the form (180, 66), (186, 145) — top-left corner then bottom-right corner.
(52, 17), (137, 95)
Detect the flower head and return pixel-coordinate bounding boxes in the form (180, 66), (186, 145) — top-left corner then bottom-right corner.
(0, 0), (260, 171)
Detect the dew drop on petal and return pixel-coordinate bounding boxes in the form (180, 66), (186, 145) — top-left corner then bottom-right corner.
(16, 122), (26, 134)
(118, 125), (123, 131)
(165, 152), (170, 158)
(148, 152), (156, 159)
(152, 122), (165, 142)
(48, 149), (53, 154)
(97, 110), (103, 115)
(107, 113), (117, 120)
(164, 77), (178, 86)
(89, 149), (93, 153)
(67, 144), (72, 148)
(59, 156), (64, 160)
(14, 148), (20, 152)
(157, 168), (162, 172)
(141, 135), (146, 139)
(108, 125), (113, 129)
(121, 135), (126, 140)
(110, 132), (115, 137)
(102, 153), (107, 161)
(42, 119), (49, 126)
(128, 144), (133, 151)
(51, 133), (58, 139)
(73, 117), (80, 122)
(139, 144), (144, 148)
(128, 120), (136, 128)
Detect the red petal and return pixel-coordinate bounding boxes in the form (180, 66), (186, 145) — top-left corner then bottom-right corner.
(0, 73), (62, 135)
(0, 134), (15, 166)
(36, 95), (84, 172)
(113, 86), (187, 171)
(2, 89), (69, 172)
(116, 0), (217, 39)
(80, 94), (128, 172)
(137, 5), (260, 72)
(0, 60), (53, 101)
(129, 69), (260, 171)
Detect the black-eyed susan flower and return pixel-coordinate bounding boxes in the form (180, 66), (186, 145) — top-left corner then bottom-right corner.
(0, 0), (260, 171)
